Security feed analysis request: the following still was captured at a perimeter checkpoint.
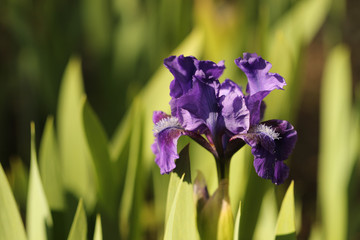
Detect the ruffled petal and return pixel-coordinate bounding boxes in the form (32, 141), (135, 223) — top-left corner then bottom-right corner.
(235, 53), (286, 97)
(219, 79), (250, 134)
(170, 80), (219, 135)
(152, 114), (184, 174)
(231, 119), (297, 184)
(235, 53), (285, 125)
(169, 58), (225, 136)
(164, 55), (197, 98)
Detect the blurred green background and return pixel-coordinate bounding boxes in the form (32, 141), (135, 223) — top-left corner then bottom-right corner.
(0, 0), (359, 239)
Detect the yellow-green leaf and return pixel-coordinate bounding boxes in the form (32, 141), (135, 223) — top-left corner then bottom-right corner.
(39, 116), (64, 210)
(67, 199), (87, 240)
(26, 122), (53, 240)
(93, 214), (102, 240)
(57, 57), (96, 210)
(275, 181), (296, 240)
(318, 45), (352, 240)
(0, 164), (27, 240)
(164, 145), (199, 240)
(82, 98), (115, 213)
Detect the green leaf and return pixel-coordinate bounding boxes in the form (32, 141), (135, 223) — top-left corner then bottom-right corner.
(57, 57), (96, 210)
(318, 45), (352, 240)
(233, 202), (241, 240)
(119, 97), (143, 239)
(8, 157), (29, 208)
(217, 197), (234, 240)
(81, 98), (115, 213)
(39, 116), (65, 210)
(67, 199), (87, 240)
(93, 214), (102, 240)
(275, 181), (296, 240)
(164, 145), (199, 240)
(252, 188), (277, 240)
(26, 122), (53, 240)
(0, 164), (27, 240)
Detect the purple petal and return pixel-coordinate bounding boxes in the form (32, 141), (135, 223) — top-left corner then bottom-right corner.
(235, 53), (285, 125)
(273, 161), (289, 185)
(164, 55), (197, 98)
(231, 119), (296, 184)
(235, 53), (286, 97)
(152, 116), (184, 174)
(253, 156), (275, 180)
(169, 58), (225, 136)
(261, 119), (297, 161)
(219, 79), (250, 134)
(170, 80), (219, 135)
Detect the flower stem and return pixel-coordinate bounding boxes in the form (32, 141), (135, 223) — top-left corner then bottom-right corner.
(216, 157), (231, 183)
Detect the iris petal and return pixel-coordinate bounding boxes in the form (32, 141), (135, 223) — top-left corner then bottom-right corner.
(235, 53), (286, 125)
(219, 79), (250, 134)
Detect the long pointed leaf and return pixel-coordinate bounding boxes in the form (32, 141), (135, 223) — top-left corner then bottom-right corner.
(39, 116), (64, 210)
(57, 57), (96, 210)
(275, 181), (296, 240)
(67, 199), (87, 240)
(0, 164), (27, 240)
(26, 122), (53, 240)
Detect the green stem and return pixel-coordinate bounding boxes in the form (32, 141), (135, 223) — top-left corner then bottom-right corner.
(216, 157), (231, 183)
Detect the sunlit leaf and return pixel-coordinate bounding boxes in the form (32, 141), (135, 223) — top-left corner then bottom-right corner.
(164, 145), (199, 240)
(67, 199), (87, 240)
(319, 45), (352, 240)
(93, 214), (102, 240)
(275, 181), (296, 240)
(119, 97), (143, 239)
(0, 164), (27, 240)
(233, 202), (241, 240)
(253, 189), (277, 240)
(57, 57), (96, 210)
(82, 98), (115, 214)
(39, 116), (64, 210)
(26, 122), (53, 240)
(217, 196), (234, 240)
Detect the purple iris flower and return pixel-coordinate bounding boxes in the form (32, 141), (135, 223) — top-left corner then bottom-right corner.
(152, 53), (297, 184)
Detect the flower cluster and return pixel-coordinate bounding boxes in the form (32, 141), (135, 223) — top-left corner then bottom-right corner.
(151, 53), (297, 185)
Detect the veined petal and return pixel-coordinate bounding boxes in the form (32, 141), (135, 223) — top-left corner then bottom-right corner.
(167, 56), (225, 138)
(235, 53), (285, 125)
(219, 79), (250, 134)
(235, 53), (286, 97)
(171, 80), (220, 135)
(152, 115), (184, 174)
(231, 119), (297, 184)
(164, 55), (197, 99)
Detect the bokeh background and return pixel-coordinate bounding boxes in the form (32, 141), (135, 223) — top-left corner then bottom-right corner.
(1, 0), (359, 239)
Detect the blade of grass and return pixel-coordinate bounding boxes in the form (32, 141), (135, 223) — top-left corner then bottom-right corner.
(57, 57), (96, 210)
(0, 164), (27, 240)
(39, 116), (64, 210)
(26, 122), (53, 240)
(67, 199), (87, 240)
(319, 45), (352, 240)
(275, 181), (296, 240)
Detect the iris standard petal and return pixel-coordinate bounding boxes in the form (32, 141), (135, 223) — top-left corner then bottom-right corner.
(164, 55), (197, 98)
(219, 79), (250, 134)
(235, 53), (286, 97)
(170, 79), (220, 135)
